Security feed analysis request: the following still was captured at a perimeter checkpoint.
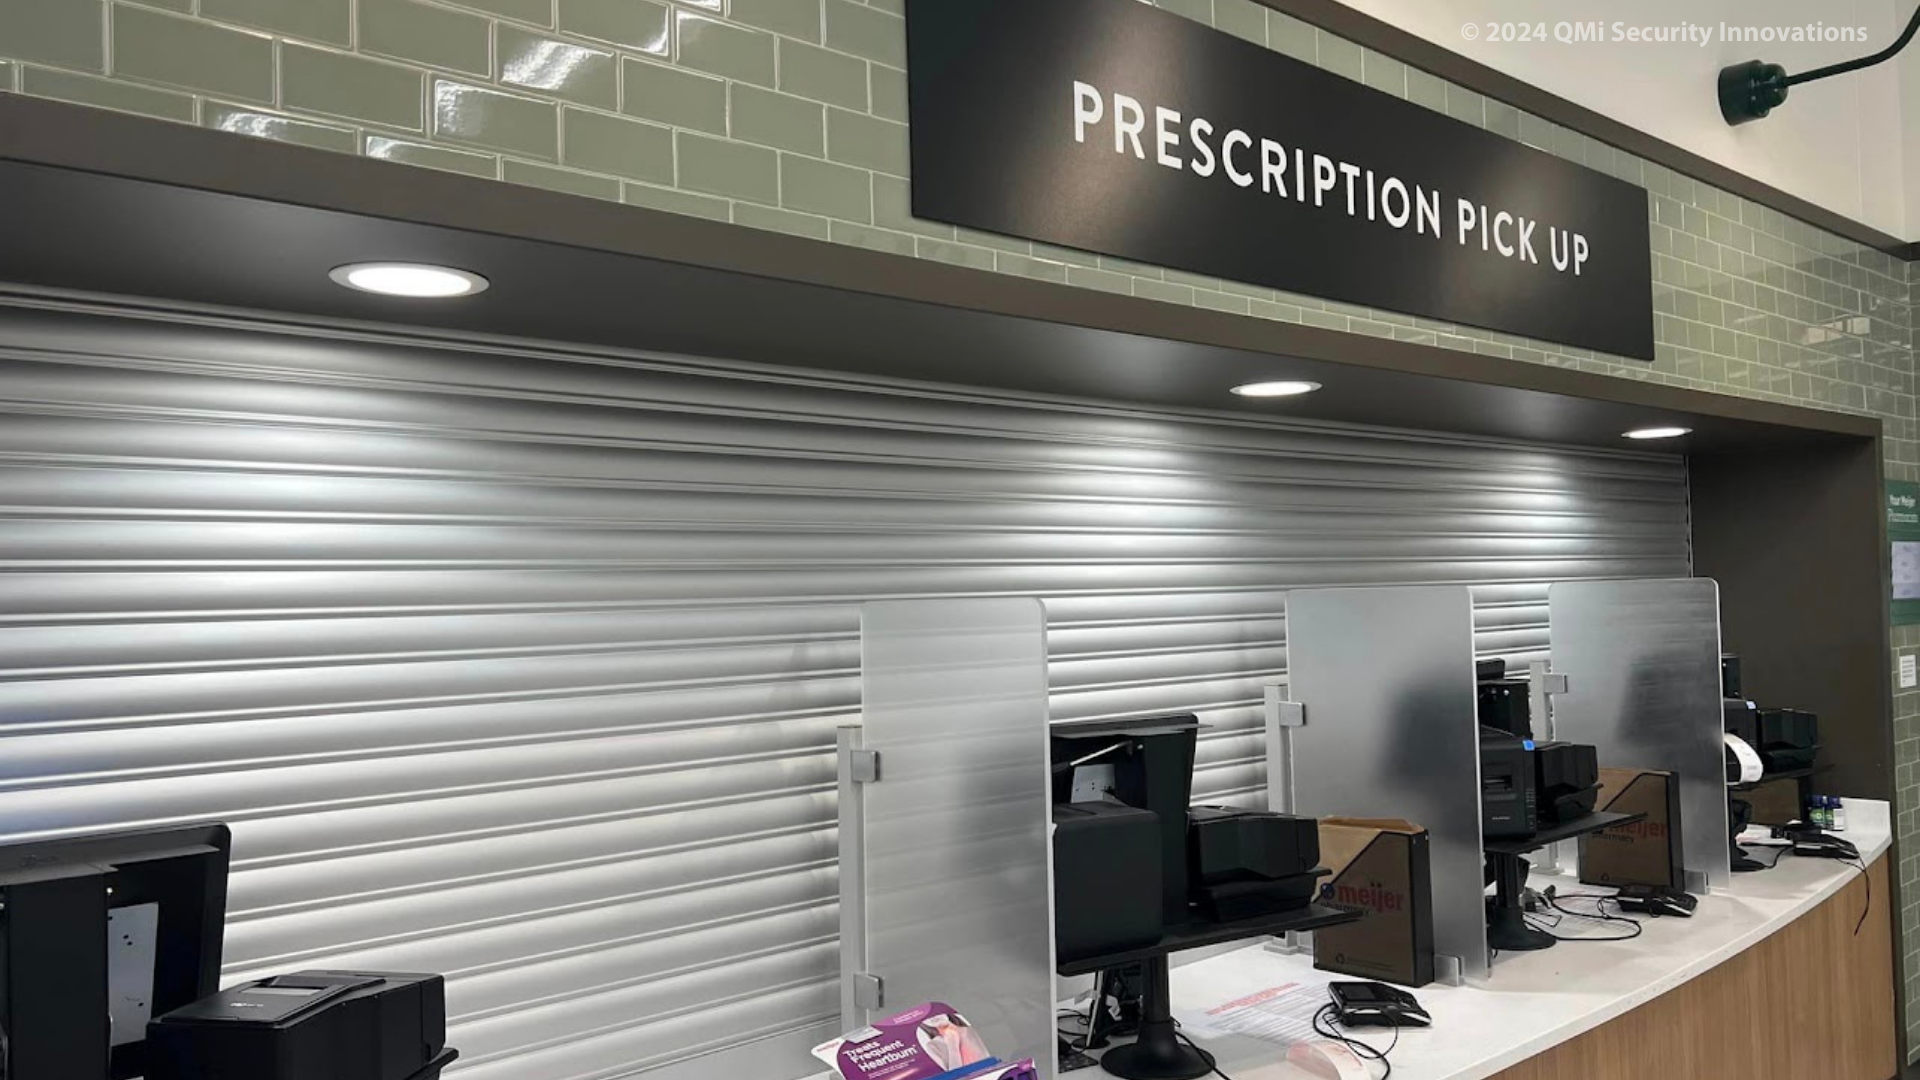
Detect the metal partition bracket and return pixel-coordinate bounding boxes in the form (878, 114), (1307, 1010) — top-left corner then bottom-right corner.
(848, 749), (880, 783)
(1263, 681), (1300, 815)
(1433, 954), (1466, 987)
(852, 973), (885, 1010)
(837, 726), (869, 1031)
(1262, 930), (1313, 956)
(1263, 681), (1305, 726)
(1525, 661), (1575, 871)
(1527, 660), (1570, 742)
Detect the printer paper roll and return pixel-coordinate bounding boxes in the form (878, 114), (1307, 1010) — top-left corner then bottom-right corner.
(1724, 733), (1763, 785)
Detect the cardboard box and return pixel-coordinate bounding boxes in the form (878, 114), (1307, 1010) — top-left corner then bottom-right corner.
(1578, 768), (1683, 890)
(1311, 818), (1433, 988)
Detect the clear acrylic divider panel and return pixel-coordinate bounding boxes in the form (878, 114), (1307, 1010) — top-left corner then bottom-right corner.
(1548, 579), (1732, 892)
(858, 599), (1054, 1075)
(1285, 586), (1488, 979)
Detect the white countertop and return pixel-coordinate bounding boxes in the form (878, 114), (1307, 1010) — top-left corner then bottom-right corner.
(1157, 799), (1891, 1080)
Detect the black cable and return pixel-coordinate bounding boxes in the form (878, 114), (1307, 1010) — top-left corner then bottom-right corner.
(1744, 844), (1789, 869)
(1059, 970), (1110, 1048)
(1320, 1005), (1395, 1080)
(1312, 1003), (1396, 1079)
(1852, 858), (1872, 936)
(1550, 895), (1642, 938)
(1171, 1028), (1237, 1080)
(1525, 917), (1639, 942)
(1548, 890), (1638, 912)
(1057, 1006), (1089, 1042)
(1084, 970), (1106, 1047)
(1530, 895), (1643, 941)
(1785, 1), (1920, 87)
(1783, 845), (1872, 935)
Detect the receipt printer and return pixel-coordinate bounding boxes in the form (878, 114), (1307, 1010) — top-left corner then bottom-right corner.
(146, 971), (452, 1080)
(1186, 805), (1323, 921)
(1479, 727), (1538, 838)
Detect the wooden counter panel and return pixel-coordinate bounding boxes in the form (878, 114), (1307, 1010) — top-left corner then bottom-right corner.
(1488, 854), (1894, 1080)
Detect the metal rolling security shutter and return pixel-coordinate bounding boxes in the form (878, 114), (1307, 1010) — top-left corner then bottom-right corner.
(0, 293), (1690, 1079)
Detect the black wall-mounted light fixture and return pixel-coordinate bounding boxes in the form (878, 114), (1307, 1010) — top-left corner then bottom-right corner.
(1719, 4), (1920, 125)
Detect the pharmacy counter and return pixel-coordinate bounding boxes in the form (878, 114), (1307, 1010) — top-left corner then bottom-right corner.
(1159, 799), (1896, 1080)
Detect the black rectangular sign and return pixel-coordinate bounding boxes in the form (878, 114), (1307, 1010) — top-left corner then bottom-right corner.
(905, 0), (1656, 360)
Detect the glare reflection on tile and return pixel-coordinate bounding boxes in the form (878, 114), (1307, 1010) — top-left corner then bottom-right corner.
(502, 37), (605, 92)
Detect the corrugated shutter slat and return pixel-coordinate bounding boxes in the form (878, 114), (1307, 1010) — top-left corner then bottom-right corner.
(0, 297), (1689, 1079)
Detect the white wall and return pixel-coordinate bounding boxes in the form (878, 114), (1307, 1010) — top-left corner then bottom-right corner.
(1901, 24), (1920, 240)
(1332, 0), (1914, 239)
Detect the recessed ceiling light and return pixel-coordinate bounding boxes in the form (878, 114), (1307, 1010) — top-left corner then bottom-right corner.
(329, 262), (489, 298)
(1623, 426), (1692, 440)
(1230, 380), (1322, 398)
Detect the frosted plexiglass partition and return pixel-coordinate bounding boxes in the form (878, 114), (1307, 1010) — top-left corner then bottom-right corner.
(846, 598), (1054, 1076)
(1548, 579), (1731, 892)
(1285, 586), (1487, 979)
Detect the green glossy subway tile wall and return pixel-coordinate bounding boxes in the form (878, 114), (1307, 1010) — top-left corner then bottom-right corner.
(8, 0), (1898, 431)
(1, 0), (1917, 1054)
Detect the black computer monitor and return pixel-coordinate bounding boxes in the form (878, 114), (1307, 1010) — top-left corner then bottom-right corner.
(0, 822), (231, 1080)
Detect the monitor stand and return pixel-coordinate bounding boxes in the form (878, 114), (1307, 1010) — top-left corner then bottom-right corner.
(1729, 798), (1769, 872)
(1059, 899), (1362, 1079)
(1096, 957), (1212, 1080)
(1483, 810), (1646, 954)
(1485, 851), (1555, 952)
